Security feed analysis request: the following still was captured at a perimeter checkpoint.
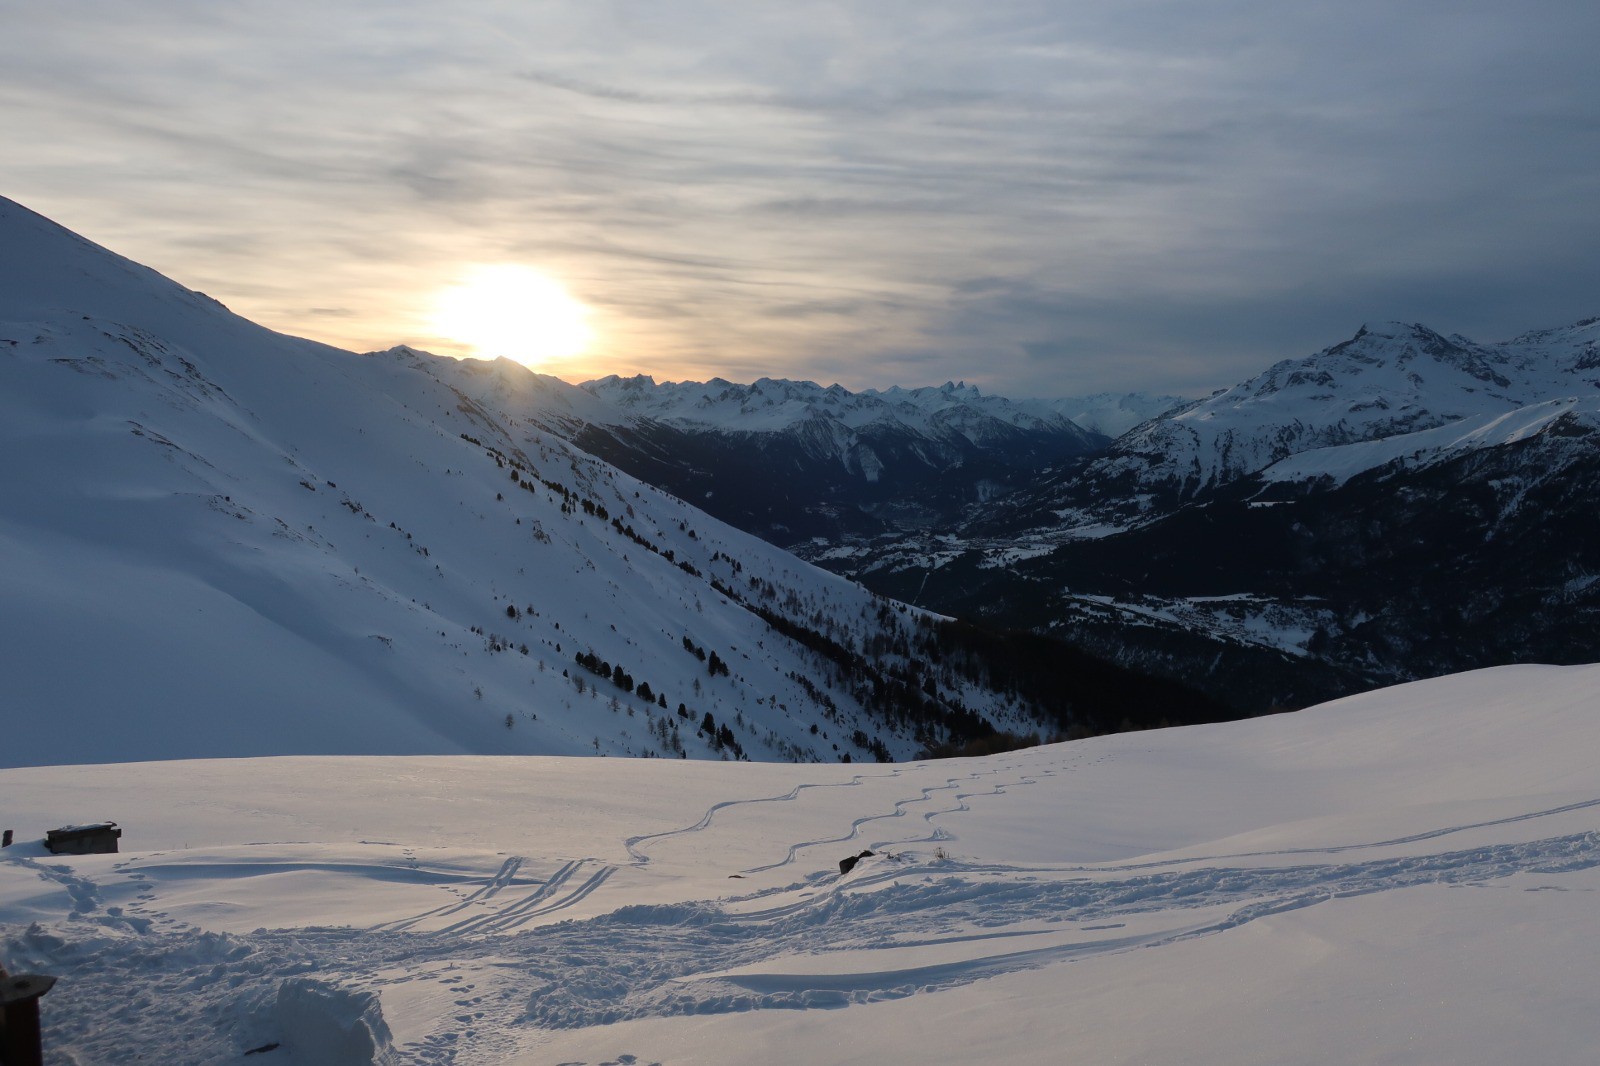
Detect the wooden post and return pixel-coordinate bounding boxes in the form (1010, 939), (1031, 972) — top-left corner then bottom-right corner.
(0, 971), (57, 1066)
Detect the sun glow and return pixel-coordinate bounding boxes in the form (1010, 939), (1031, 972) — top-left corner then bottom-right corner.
(428, 264), (593, 369)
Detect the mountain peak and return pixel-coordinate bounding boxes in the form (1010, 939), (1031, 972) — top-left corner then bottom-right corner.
(1353, 320), (1427, 337)
(369, 344), (437, 361)
(1070, 316), (1600, 504)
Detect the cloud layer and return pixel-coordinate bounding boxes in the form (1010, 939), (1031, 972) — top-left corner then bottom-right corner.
(4, 1), (1597, 395)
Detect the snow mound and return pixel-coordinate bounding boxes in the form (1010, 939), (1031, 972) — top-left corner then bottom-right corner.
(268, 979), (399, 1066)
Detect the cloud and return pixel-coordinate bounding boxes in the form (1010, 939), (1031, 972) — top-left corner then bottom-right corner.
(3, 0), (1597, 396)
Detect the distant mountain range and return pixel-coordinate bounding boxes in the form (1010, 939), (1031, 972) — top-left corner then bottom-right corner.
(492, 371), (1161, 542)
(819, 319), (1600, 708)
(579, 374), (1178, 439)
(492, 318), (1599, 712)
(567, 375), (1181, 541)
(1022, 319), (1600, 524)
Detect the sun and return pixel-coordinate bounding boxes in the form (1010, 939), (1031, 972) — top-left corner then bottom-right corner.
(428, 264), (593, 369)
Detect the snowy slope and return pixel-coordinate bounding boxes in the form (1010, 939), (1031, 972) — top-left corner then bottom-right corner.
(0, 195), (1044, 767)
(1258, 395), (1600, 485)
(3, 663), (1598, 1063)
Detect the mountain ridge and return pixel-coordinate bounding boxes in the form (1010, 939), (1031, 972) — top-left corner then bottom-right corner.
(577, 371), (1159, 444)
(0, 195), (1229, 768)
(1046, 318), (1600, 518)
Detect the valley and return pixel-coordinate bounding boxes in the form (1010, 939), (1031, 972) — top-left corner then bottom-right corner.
(517, 322), (1600, 712)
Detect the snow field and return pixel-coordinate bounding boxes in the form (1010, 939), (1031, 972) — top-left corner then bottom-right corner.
(4, 664), (1600, 1063)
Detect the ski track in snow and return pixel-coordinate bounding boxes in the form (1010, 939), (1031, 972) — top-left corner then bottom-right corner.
(621, 767), (905, 864)
(12, 827), (1599, 1062)
(373, 856), (532, 934)
(10, 753), (1600, 1064)
(436, 863), (618, 938)
(624, 758), (1053, 874)
(742, 767), (1047, 874)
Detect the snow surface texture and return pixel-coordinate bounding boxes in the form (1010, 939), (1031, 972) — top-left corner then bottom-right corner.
(3, 664), (1599, 1063)
(0, 194), (1039, 767)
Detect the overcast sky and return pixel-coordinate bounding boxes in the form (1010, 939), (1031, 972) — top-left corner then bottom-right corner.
(4, 1), (1597, 396)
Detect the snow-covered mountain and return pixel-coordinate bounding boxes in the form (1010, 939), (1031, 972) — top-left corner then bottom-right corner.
(480, 374), (1109, 544)
(1257, 394), (1600, 486)
(6, 197), (1596, 1063)
(389, 369), (1166, 550)
(1057, 319), (1600, 514)
(0, 195), (1224, 768)
(580, 374), (1104, 442)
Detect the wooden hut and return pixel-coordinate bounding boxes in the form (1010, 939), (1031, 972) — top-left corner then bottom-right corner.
(43, 822), (120, 855)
